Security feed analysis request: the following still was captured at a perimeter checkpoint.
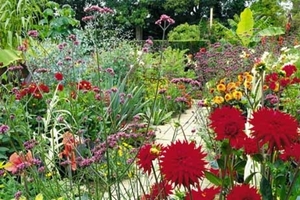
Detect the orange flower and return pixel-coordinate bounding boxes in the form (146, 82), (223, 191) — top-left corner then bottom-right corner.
(59, 132), (78, 171)
(235, 81), (242, 87)
(244, 81), (252, 90)
(263, 85), (268, 90)
(237, 74), (244, 82)
(5, 151), (33, 174)
(226, 82), (236, 92)
(245, 74), (253, 82)
(243, 72), (250, 77)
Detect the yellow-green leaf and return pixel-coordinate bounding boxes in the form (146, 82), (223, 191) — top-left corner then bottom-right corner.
(35, 193), (43, 200)
(0, 49), (22, 67)
(236, 8), (254, 47)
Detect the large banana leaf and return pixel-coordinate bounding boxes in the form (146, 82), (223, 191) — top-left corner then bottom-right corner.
(0, 49), (22, 67)
(236, 8), (254, 47)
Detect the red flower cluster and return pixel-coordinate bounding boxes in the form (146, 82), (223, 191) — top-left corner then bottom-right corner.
(15, 82), (50, 100)
(265, 64), (300, 92)
(77, 80), (92, 90)
(250, 108), (298, 151)
(209, 106), (246, 148)
(227, 184), (261, 200)
(160, 140), (207, 188)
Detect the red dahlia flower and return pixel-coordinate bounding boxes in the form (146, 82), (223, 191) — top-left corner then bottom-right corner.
(209, 106), (246, 148)
(185, 186), (220, 200)
(137, 144), (162, 175)
(227, 184), (261, 200)
(242, 137), (260, 155)
(250, 108), (298, 151)
(159, 140), (207, 188)
(280, 143), (300, 163)
(147, 180), (173, 200)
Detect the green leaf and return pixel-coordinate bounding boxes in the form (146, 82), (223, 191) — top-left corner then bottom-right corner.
(234, 160), (246, 174)
(244, 172), (257, 184)
(204, 171), (222, 186)
(252, 27), (285, 42)
(220, 140), (232, 155)
(236, 7), (254, 47)
(252, 154), (264, 163)
(0, 49), (22, 67)
(260, 176), (273, 200)
(43, 8), (54, 17)
(0, 147), (9, 152)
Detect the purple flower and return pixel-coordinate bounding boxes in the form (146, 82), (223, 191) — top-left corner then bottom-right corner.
(155, 14), (175, 25)
(82, 15), (95, 22)
(14, 191), (22, 200)
(28, 30), (38, 38)
(84, 5), (114, 14)
(106, 68), (115, 76)
(145, 38), (153, 46)
(0, 124), (9, 134)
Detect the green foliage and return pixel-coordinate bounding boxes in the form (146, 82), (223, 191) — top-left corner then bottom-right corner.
(37, 1), (80, 39)
(0, 0), (46, 48)
(98, 42), (138, 84)
(250, 0), (286, 27)
(141, 107), (173, 125)
(168, 23), (200, 41)
(163, 0), (200, 14)
(105, 0), (150, 27)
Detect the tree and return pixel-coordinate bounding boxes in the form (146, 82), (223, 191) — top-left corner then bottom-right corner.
(104, 0), (151, 39)
(52, 0), (247, 40)
(250, 0), (286, 27)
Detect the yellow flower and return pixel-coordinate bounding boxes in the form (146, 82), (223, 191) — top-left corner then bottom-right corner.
(46, 172), (53, 178)
(244, 81), (252, 90)
(226, 82), (236, 92)
(235, 81), (242, 87)
(216, 84), (226, 92)
(219, 78), (226, 84)
(232, 91), (243, 100)
(213, 96), (224, 104)
(150, 146), (160, 156)
(237, 74), (244, 82)
(245, 74), (253, 82)
(225, 93), (233, 102)
(243, 72), (250, 76)
(118, 147), (123, 157)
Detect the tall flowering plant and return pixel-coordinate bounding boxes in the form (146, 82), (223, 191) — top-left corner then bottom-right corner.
(202, 43), (300, 199)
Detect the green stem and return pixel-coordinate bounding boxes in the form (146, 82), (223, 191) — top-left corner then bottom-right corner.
(285, 165), (299, 200)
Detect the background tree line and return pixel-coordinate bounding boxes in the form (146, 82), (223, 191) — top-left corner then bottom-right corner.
(51, 0), (300, 40)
